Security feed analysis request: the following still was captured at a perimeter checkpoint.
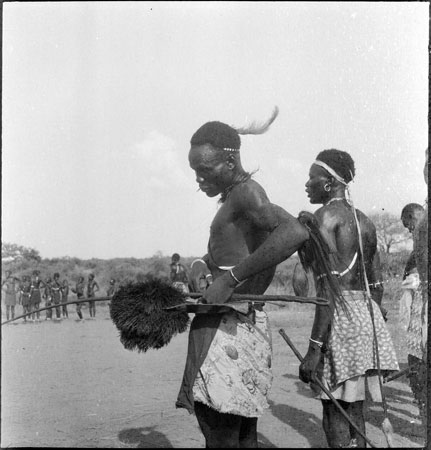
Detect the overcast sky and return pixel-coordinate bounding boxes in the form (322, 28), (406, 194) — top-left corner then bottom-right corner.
(2, 1), (429, 260)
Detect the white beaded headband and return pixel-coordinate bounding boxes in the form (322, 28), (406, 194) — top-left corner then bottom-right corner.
(223, 147), (240, 152)
(314, 160), (349, 186)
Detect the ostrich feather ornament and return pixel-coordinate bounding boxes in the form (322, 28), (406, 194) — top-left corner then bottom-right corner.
(109, 278), (190, 353)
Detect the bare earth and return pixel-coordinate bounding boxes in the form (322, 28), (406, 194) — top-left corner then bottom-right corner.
(1, 301), (426, 448)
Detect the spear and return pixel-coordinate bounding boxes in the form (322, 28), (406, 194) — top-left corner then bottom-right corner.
(279, 328), (378, 449)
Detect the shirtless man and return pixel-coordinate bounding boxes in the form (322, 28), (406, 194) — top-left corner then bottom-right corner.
(51, 273), (63, 321)
(43, 277), (53, 321)
(176, 109), (311, 448)
(410, 148), (428, 419)
(86, 273), (99, 319)
(107, 278), (118, 297)
(71, 276), (85, 320)
(299, 149), (399, 447)
(19, 275), (32, 323)
(170, 253), (190, 294)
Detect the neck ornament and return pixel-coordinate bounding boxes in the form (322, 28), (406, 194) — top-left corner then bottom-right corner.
(220, 173), (251, 203)
(324, 197), (346, 206)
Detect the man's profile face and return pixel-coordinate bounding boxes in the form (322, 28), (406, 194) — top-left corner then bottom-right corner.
(402, 215), (415, 233)
(305, 164), (330, 204)
(402, 210), (424, 233)
(189, 144), (232, 198)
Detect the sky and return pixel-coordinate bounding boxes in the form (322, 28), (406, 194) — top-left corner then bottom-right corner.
(2, 1), (429, 260)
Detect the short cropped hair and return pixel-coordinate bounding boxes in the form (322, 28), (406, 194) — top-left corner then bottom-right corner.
(190, 121), (241, 150)
(401, 203), (424, 218)
(316, 149), (356, 183)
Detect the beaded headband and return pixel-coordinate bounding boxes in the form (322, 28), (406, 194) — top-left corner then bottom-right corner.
(223, 147), (240, 152)
(314, 160), (348, 186)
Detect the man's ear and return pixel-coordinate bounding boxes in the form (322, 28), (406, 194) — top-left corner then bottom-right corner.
(226, 154), (236, 170)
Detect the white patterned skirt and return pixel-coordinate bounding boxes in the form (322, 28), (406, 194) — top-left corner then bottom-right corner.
(320, 290), (399, 402)
(193, 309), (273, 418)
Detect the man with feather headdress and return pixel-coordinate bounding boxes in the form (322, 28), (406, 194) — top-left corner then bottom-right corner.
(176, 107), (313, 447)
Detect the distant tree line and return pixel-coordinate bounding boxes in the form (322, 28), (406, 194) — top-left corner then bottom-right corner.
(1, 238), (411, 298)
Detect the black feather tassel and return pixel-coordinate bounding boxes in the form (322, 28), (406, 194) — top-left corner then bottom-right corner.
(110, 279), (190, 353)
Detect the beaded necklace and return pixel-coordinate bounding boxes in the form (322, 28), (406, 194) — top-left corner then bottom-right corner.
(324, 197), (347, 206)
(219, 172), (252, 203)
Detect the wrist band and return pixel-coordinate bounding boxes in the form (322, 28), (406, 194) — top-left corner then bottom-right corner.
(309, 338), (323, 348)
(229, 269), (241, 285)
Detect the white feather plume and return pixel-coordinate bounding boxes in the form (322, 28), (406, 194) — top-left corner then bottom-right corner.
(234, 106), (279, 136)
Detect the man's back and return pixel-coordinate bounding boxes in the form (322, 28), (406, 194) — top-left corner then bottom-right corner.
(315, 201), (377, 292)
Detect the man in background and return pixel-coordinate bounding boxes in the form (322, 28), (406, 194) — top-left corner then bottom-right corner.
(170, 253), (190, 294)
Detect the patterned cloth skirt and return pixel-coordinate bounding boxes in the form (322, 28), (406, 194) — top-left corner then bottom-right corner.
(193, 309), (273, 418)
(320, 290), (399, 402)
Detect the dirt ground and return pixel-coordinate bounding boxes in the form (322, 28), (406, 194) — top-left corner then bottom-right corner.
(1, 300), (427, 448)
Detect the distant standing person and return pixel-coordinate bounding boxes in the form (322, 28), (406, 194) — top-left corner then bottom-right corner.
(410, 149), (428, 420)
(2, 270), (19, 322)
(43, 277), (53, 321)
(107, 278), (118, 297)
(86, 273), (99, 319)
(19, 275), (32, 323)
(30, 270), (45, 322)
(51, 273), (63, 321)
(61, 278), (69, 319)
(71, 276), (85, 320)
(169, 253), (189, 294)
(399, 202), (426, 416)
(400, 203), (425, 280)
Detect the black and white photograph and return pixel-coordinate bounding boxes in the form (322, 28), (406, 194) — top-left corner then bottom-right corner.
(1, 1), (429, 448)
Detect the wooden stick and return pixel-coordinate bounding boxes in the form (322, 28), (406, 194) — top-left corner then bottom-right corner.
(2, 290), (328, 326)
(383, 363), (420, 384)
(186, 292), (329, 306)
(279, 328), (377, 449)
(1, 297), (112, 325)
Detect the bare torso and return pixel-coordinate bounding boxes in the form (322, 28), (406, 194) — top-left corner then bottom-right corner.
(314, 199), (380, 293)
(206, 179), (277, 294)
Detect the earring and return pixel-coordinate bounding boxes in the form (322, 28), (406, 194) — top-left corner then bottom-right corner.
(324, 183), (331, 192)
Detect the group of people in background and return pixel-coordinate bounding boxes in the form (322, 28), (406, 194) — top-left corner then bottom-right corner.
(1, 270), (119, 323)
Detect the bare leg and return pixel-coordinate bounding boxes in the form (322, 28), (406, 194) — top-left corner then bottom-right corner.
(194, 401), (255, 448)
(322, 399), (352, 448)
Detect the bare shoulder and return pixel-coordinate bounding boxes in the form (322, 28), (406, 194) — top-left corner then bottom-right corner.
(228, 178), (272, 216)
(314, 204), (343, 231)
(356, 209), (377, 233)
(230, 178), (305, 230)
(230, 178), (270, 207)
